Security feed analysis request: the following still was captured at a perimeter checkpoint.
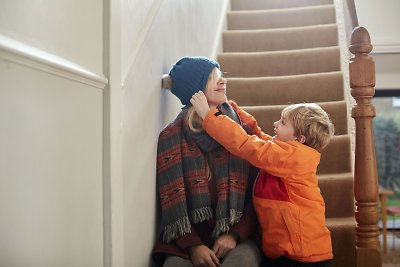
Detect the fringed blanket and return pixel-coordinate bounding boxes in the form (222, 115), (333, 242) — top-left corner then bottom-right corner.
(157, 103), (249, 243)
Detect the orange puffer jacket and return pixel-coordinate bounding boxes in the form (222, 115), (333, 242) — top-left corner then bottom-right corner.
(202, 102), (333, 262)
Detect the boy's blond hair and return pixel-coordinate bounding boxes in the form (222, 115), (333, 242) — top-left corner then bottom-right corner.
(282, 103), (334, 151)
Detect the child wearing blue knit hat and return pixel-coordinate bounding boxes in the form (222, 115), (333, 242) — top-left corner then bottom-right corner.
(153, 56), (262, 267)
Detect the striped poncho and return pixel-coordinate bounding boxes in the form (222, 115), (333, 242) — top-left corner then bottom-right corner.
(157, 103), (250, 243)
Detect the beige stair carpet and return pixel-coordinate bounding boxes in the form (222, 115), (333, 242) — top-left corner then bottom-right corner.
(223, 24), (338, 52)
(230, 0), (333, 10)
(227, 72), (345, 106)
(220, 1), (356, 267)
(227, 5), (336, 30)
(219, 47), (341, 77)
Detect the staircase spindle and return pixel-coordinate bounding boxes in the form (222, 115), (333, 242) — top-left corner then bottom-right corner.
(349, 26), (381, 267)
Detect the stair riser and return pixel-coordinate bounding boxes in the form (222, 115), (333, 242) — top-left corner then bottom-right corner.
(227, 72), (344, 106)
(228, 5), (336, 30)
(318, 135), (352, 174)
(231, 0), (333, 10)
(218, 47), (341, 77)
(319, 176), (354, 217)
(223, 24), (338, 52)
(327, 223), (356, 267)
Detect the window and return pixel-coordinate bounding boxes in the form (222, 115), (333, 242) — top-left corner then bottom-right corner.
(373, 90), (400, 204)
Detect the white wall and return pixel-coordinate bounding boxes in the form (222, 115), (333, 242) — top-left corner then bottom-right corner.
(0, 0), (105, 266)
(354, 0), (400, 89)
(0, 0), (230, 266)
(354, 0), (400, 48)
(6, 0), (398, 266)
(119, 0), (228, 266)
(0, 0), (103, 74)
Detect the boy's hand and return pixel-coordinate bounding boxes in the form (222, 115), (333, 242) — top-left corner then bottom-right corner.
(190, 91), (210, 119)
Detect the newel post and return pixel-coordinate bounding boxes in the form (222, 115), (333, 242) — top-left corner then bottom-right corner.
(349, 27), (381, 267)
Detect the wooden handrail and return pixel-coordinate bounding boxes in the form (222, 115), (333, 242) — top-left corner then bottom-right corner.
(349, 26), (381, 267)
(346, 0), (359, 31)
(343, 0), (359, 41)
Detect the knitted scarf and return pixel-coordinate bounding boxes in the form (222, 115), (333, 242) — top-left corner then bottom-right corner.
(157, 103), (249, 243)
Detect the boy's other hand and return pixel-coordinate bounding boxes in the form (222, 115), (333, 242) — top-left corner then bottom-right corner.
(190, 91), (210, 119)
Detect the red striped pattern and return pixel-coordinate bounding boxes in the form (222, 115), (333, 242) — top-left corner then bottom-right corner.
(159, 178), (186, 209)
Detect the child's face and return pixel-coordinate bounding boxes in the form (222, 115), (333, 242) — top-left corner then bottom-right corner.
(273, 114), (298, 142)
(205, 69), (227, 108)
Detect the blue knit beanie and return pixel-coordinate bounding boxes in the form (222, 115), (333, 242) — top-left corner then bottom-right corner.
(169, 56), (220, 106)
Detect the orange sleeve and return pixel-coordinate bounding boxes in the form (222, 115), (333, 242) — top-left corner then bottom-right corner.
(203, 108), (295, 178)
(228, 100), (271, 141)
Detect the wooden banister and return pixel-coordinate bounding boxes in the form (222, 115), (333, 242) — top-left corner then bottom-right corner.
(349, 26), (381, 267)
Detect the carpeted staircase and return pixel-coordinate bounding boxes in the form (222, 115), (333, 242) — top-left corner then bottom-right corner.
(218, 0), (356, 266)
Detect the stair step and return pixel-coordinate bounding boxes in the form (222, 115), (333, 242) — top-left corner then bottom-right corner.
(318, 134), (352, 174)
(231, 0), (333, 10)
(227, 71), (344, 106)
(227, 5), (336, 30)
(319, 173), (354, 217)
(223, 1), (355, 265)
(223, 24), (338, 52)
(218, 47), (341, 77)
(326, 217), (356, 267)
(241, 101), (348, 136)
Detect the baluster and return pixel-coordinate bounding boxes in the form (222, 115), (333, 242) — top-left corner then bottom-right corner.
(349, 26), (381, 267)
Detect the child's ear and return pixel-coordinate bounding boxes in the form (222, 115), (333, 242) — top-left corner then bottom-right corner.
(297, 135), (306, 144)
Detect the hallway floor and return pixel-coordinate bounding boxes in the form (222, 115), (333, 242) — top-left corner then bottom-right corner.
(381, 231), (400, 266)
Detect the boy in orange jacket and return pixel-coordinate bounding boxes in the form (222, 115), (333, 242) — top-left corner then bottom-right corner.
(190, 91), (334, 267)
